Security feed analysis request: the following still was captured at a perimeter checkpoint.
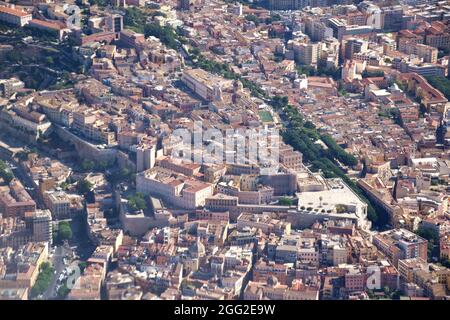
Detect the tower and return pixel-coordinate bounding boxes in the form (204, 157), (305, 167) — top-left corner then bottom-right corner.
(136, 144), (156, 172)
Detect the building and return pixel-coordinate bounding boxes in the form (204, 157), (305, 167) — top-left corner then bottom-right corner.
(24, 210), (52, 244)
(373, 229), (428, 267)
(343, 38), (368, 60)
(136, 143), (156, 172)
(0, 179), (36, 218)
(424, 21), (450, 50)
(0, 106), (52, 143)
(0, 242), (49, 290)
(399, 62), (446, 77)
(293, 42), (321, 66)
(398, 42), (438, 64)
(398, 257), (427, 283)
(381, 6), (404, 31)
(27, 19), (67, 40)
(119, 29), (145, 48)
(0, 6), (32, 27)
(294, 178), (370, 230)
(267, 0), (311, 11)
(0, 78), (24, 98)
(237, 212), (291, 236)
(181, 69), (233, 102)
(106, 14), (123, 34)
(67, 263), (104, 300)
(136, 167), (213, 209)
(44, 191), (71, 219)
(279, 144), (303, 171)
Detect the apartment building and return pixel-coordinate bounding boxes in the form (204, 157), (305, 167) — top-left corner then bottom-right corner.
(398, 42), (438, 63)
(67, 263), (104, 300)
(293, 42), (321, 66)
(279, 144), (303, 171)
(424, 21), (450, 50)
(253, 260), (288, 285)
(205, 193), (239, 211)
(373, 229), (428, 267)
(43, 191), (70, 219)
(0, 179), (36, 218)
(72, 110), (116, 145)
(0, 242), (48, 290)
(24, 210), (52, 244)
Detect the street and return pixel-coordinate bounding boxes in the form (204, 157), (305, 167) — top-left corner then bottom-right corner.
(43, 245), (71, 300)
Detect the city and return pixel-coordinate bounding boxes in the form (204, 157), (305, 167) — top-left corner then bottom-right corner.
(0, 0), (449, 303)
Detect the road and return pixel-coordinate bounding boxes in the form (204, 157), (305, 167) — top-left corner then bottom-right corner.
(43, 245), (71, 300)
(69, 217), (96, 260)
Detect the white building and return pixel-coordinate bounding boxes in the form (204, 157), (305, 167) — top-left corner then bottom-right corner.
(136, 167), (213, 209)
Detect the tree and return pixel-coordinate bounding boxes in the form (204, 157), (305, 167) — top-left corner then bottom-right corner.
(96, 160), (109, 171)
(320, 134), (358, 167)
(31, 262), (54, 298)
(144, 23), (180, 50)
(78, 261), (87, 273)
(415, 226), (439, 261)
(81, 160), (95, 171)
(391, 290), (401, 300)
(45, 56), (54, 65)
(245, 14), (260, 26)
(76, 178), (93, 194)
(127, 193), (147, 211)
(425, 76), (450, 100)
(296, 65), (316, 76)
(60, 181), (70, 191)
(270, 95), (289, 109)
(362, 70), (385, 78)
(5, 50), (22, 63)
(123, 7), (146, 33)
(0, 160), (14, 183)
(278, 197), (293, 206)
(57, 221), (72, 241)
(57, 283), (70, 299)
(440, 258), (450, 268)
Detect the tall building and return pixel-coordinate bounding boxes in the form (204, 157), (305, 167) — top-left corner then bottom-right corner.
(381, 6), (404, 31)
(24, 210), (52, 244)
(343, 38), (368, 60)
(136, 144), (156, 172)
(106, 14), (123, 34)
(293, 42), (321, 66)
(305, 19), (333, 42)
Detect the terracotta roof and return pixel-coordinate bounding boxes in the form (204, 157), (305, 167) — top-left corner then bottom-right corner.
(0, 6), (30, 17)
